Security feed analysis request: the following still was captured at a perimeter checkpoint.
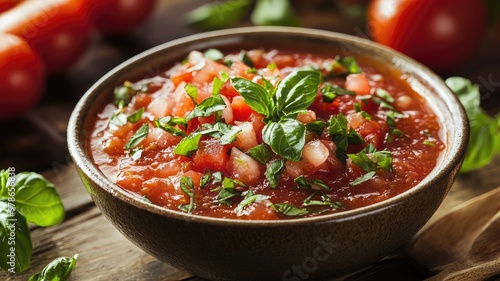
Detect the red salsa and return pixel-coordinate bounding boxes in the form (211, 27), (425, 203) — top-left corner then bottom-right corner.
(90, 49), (445, 220)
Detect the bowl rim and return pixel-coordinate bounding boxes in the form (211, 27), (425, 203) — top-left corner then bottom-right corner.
(67, 26), (469, 227)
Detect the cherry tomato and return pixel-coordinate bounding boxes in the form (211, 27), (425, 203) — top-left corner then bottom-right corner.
(0, 34), (45, 119)
(368, 0), (487, 72)
(0, 0), (22, 13)
(90, 0), (156, 33)
(0, 0), (92, 73)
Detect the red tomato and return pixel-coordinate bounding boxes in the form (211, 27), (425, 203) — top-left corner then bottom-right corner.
(368, 0), (487, 72)
(0, 34), (45, 119)
(0, 0), (21, 12)
(192, 139), (231, 173)
(90, 0), (156, 33)
(0, 0), (92, 73)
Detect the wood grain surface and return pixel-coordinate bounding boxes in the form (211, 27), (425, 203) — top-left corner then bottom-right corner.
(1, 0), (499, 280)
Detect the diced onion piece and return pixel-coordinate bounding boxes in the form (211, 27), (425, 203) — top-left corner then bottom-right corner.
(345, 73), (371, 95)
(296, 110), (316, 124)
(302, 140), (329, 167)
(234, 121), (258, 152)
(228, 148), (262, 185)
(147, 97), (170, 118)
(187, 51), (204, 65)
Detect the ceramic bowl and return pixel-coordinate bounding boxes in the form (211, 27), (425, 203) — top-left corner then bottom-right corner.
(67, 27), (468, 281)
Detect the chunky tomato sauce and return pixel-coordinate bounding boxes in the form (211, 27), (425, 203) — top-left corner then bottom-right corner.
(90, 49), (445, 220)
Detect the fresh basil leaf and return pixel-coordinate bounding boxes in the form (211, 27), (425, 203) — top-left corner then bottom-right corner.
(127, 108), (144, 123)
(155, 117), (187, 137)
(230, 77), (273, 117)
(186, 94), (227, 120)
(212, 77), (225, 96)
(200, 122), (242, 145)
(303, 193), (342, 208)
(385, 111), (406, 140)
(335, 56), (361, 74)
(274, 70), (321, 116)
(240, 51), (255, 68)
(179, 176), (195, 213)
(2, 172), (65, 227)
(375, 88), (394, 103)
(0, 201), (32, 273)
(235, 190), (270, 213)
(184, 83), (198, 102)
(251, 0), (300, 26)
(114, 82), (135, 106)
(173, 133), (202, 157)
(321, 84), (355, 103)
(328, 114), (364, 164)
(262, 78), (275, 95)
(348, 144), (393, 172)
(265, 158), (285, 189)
(215, 178), (243, 206)
(246, 144), (272, 165)
(446, 77), (500, 173)
(200, 171), (211, 189)
(204, 48), (224, 61)
(185, 0), (252, 30)
(110, 112), (127, 126)
(124, 123), (149, 150)
(294, 176), (329, 191)
(354, 103), (372, 120)
(263, 119), (306, 161)
(305, 121), (326, 136)
(350, 171), (376, 186)
(272, 203), (308, 216)
(28, 254), (78, 281)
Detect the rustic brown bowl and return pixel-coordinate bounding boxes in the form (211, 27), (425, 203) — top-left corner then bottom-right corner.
(67, 27), (468, 281)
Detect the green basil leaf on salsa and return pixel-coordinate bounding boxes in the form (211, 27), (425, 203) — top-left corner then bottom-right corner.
(114, 82), (135, 106)
(246, 144), (272, 165)
(350, 171), (377, 186)
(127, 108), (145, 123)
(348, 144), (393, 173)
(294, 176), (329, 191)
(199, 122), (242, 145)
(271, 203), (308, 216)
(174, 133), (202, 157)
(262, 119), (306, 161)
(184, 83), (199, 103)
(215, 178), (243, 206)
(235, 190), (270, 213)
(0, 201), (32, 273)
(274, 70), (321, 117)
(124, 123), (149, 150)
(204, 48), (224, 61)
(321, 84), (355, 103)
(265, 158), (286, 189)
(230, 77), (273, 117)
(186, 94), (227, 121)
(212, 77), (225, 96)
(305, 121), (326, 136)
(334, 56), (361, 74)
(1, 172), (65, 227)
(303, 193), (344, 209)
(240, 51), (255, 68)
(155, 117), (187, 137)
(28, 254), (78, 281)
(179, 176), (195, 213)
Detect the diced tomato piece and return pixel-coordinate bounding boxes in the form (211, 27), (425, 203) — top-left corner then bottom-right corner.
(182, 170), (203, 187)
(231, 96), (254, 121)
(220, 80), (240, 98)
(273, 54), (296, 68)
(249, 113), (265, 142)
(172, 94), (195, 118)
(134, 93), (152, 109)
(230, 61), (256, 80)
(171, 64), (194, 88)
(192, 139), (230, 172)
(192, 60), (230, 85)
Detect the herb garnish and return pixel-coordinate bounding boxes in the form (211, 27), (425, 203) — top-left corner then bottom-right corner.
(178, 176), (195, 213)
(294, 176), (329, 191)
(155, 116), (187, 137)
(214, 177), (245, 206)
(246, 144), (272, 164)
(124, 123), (149, 150)
(272, 203), (308, 216)
(348, 144), (393, 186)
(321, 84), (355, 103)
(235, 190), (270, 213)
(303, 193), (344, 209)
(328, 114), (364, 164)
(265, 159), (286, 188)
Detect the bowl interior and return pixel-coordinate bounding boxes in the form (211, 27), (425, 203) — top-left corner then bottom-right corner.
(68, 27), (468, 225)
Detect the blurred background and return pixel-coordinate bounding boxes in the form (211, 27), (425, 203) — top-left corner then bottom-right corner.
(0, 0), (498, 178)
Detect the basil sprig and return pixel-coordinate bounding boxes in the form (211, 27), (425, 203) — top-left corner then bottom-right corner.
(348, 144), (394, 186)
(231, 69), (322, 160)
(328, 114), (364, 164)
(29, 255), (78, 281)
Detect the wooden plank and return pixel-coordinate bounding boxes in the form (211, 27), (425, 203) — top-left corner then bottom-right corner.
(1, 207), (193, 281)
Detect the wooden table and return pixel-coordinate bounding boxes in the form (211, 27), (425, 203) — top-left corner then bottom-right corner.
(2, 1), (499, 280)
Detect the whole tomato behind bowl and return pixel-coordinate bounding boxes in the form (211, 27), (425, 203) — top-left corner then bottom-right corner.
(0, 34), (45, 119)
(368, 0), (487, 72)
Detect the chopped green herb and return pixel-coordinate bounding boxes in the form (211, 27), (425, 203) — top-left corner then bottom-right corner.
(267, 62), (277, 71)
(350, 171), (376, 186)
(272, 203), (308, 216)
(303, 193), (344, 209)
(179, 176), (195, 213)
(212, 77), (225, 96)
(212, 172), (223, 184)
(246, 144), (272, 164)
(240, 51), (255, 68)
(321, 84), (355, 103)
(235, 190), (270, 213)
(114, 81), (135, 106)
(173, 132), (202, 157)
(215, 177), (243, 206)
(348, 144), (393, 172)
(124, 123), (149, 150)
(184, 83), (198, 102)
(127, 108), (145, 123)
(199, 122), (242, 144)
(354, 103), (372, 120)
(334, 56), (361, 74)
(294, 175), (329, 191)
(328, 114), (364, 164)
(200, 171), (211, 188)
(265, 158), (285, 189)
(155, 116), (187, 137)
(186, 94), (227, 121)
(305, 121), (326, 136)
